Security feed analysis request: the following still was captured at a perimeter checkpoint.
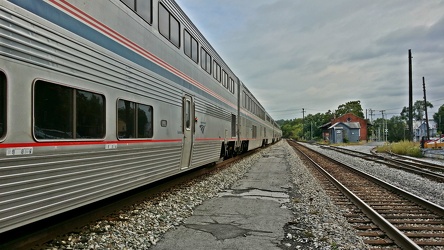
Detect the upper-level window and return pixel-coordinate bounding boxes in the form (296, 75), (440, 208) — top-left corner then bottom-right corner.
(121, 0), (135, 9)
(222, 71), (228, 88)
(118, 99), (153, 139)
(184, 29), (198, 63)
(200, 48), (211, 74)
(159, 3), (180, 48)
(34, 81), (105, 140)
(229, 78), (235, 94)
(213, 61), (221, 82)
(0, 72), (5, 138)
(121, 0), (152, 24)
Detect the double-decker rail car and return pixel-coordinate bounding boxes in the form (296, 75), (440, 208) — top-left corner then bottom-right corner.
(0, 0), (281, 233)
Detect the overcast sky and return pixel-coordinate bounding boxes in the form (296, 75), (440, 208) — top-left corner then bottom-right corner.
(175, 0), (444, 121)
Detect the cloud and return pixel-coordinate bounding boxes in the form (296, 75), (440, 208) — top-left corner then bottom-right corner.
(175, 0), (444, 120)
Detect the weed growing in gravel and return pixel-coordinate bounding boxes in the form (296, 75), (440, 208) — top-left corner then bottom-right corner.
(303, 230), (314, 238)
(308, 209), (319, 215)
(376, 140), (422, 157)
(330, 242), (339, 250)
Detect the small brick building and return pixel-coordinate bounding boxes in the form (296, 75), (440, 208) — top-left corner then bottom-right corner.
(320, 113), (369, 142)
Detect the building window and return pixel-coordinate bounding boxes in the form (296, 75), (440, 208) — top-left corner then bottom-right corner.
(200, 48), (211, 74)
(159, 3), (180, 48)
(0, 72), (5, 138)
(34, 81), (105, 139)
(184, 29), (198, 63)
(118, 99), (153, 139)
(213, 61), (221, 82)
(121, 0), (152, 24)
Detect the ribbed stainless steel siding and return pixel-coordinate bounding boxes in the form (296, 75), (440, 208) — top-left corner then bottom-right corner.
(191, 141), (221, 167)
(0, 1), (239, 234)
(0, 6), (182, 107)
(0, 144), (182, 233)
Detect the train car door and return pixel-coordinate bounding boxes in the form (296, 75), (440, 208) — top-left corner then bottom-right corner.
(181, 95), (194, 169)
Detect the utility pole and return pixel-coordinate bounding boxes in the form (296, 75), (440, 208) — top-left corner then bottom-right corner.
(302, 108), (305, 140)
(408, 49), (413, 141)
(369, 108), (374, 122)
(310, 121), (313, 140)
(369, 108), (374, 141)
(380, 110), (386, 142)
(423, 77), (430, 140)
(440, 115), (442, 134)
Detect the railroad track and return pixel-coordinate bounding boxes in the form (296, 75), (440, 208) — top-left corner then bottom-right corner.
(289, 140), (444, 249)
(0, 149), (260, 250)
(321, 145), (444, 183)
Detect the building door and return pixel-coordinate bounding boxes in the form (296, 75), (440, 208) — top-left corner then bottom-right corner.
(336, 129), (343, 143)
(181, 95), (194, 169)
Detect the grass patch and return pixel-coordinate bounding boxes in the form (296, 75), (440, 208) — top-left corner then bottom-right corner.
(375, 140), (422, 157)
(331, 140), (367, 146)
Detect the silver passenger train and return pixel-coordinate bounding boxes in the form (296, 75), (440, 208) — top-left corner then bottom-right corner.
(0, 0), (282, 233)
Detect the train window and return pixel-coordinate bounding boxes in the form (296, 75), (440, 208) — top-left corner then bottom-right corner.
(170, 17), (180, 47)
(184, 30), (198, 63)
(118, 100), (135, 138)
(252, 125), (257, 138)
(231, 114), (236, 137)
(213, 61), (221, 82)
(34, 81), (105, 140)
(184, 31), (191, 60)
(118, 99), (153, 139)
(0, 72), (5, 138)
(159, 4), (169, 40)
(200, 48), (211, 74)
(121, 0), (152, 24)
(191, 35), (198, 63)
(137, 104), (153, 138)
(185, 100), (191, 130)
(229, 78), (235, 94)
(223, 71), (228, 88)
(159, 3), (180, 48)
(76, 90), (106, 139)
(136, 0), (152, 24)
(121, 0), (135, 10)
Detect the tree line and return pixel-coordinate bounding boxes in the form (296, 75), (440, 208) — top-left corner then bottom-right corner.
(277, 100), (444, 142)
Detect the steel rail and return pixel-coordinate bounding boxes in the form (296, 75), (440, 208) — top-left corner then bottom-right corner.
(324, 145), (444, 182)
(292, 142), (424, 249)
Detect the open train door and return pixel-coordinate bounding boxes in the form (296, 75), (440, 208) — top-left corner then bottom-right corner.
(181, 94), (194, 169)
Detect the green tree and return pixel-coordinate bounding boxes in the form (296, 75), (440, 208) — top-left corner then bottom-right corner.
(400, 100), (433, 121)
(280, 118), (304, 139)
(335, 100), (364, 118)
(386, 116), (408, 142)
(433, 104), (444, 134)
(303, 112), (332, 140)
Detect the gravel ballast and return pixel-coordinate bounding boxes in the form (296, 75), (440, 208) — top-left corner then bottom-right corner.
(315, 144), (444, 207)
